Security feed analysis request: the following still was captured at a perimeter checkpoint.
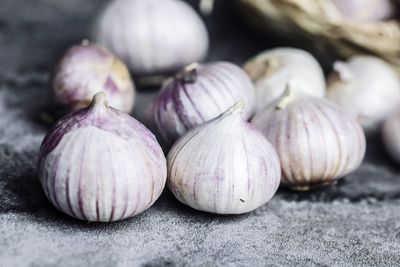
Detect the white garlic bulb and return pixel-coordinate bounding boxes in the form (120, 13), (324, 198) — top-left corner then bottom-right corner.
(331, 0), (396, 22)
(167, 102), (281, 214)
(147, 61), (255, 150)
(244, 47), (325, 112)
(38, 93), (167, 222)
(53, 41), (135, 113)
(94, 0), (209, 76)
(382, 109), (400, 164)
(327, 55), (400, 132)
(252, 89), (366, 191)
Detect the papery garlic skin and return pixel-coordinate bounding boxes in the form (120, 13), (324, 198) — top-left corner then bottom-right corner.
(38, 93), (166, 222)
(244, 47), (325, 112)
(148, 62), (255, 150)
(327, 56), (400, 132)
(331, 0), (396, 22)
(252, 91), (366, 191)
(53, 41), (135, 113)
(168, 102), (281, 214)
(382, 110), (400, 164)
(94, 0), (209, 76)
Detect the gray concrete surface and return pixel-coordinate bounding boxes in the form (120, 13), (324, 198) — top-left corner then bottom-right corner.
(0, 1), (400, 266)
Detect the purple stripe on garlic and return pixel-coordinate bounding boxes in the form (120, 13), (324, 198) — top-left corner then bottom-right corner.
(38, 93), (166, 222)
(327, 56), (400, 132)
(147, 61), (255, 150)
(251, 88), (366, 191)
(93, 0), (209, 76)
(244, 47), (325, 112)
(167, 102), (281, 214)
(52, 41), (136, 113)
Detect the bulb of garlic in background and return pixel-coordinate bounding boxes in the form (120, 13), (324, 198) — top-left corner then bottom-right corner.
(327, 55), (400, 132)
(38, 93), (167, 222)
(168, 102), (281, 214)
(147, 61), (255, 150)
(244, 47), (325, 112)
(53, 41), (135, 113)
(331, 0), (396, 22)
(382, 109), (400, 164)
(93, 0), (209, 76)
(252, 88), (366, 191)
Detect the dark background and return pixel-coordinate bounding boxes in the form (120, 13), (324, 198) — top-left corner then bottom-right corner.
(0, 1), (400, 266)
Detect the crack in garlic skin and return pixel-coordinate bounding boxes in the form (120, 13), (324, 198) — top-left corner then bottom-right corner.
(93, 0), (209, 76)
(38, 98), (166, 222)
(147, 61), (255, 150)
(244, 47), (325, 112)
(167, 104), (281, 214)
(327, 56), (400, 132)
(252, 95), (366, 191)
(53, 42), (135, 113)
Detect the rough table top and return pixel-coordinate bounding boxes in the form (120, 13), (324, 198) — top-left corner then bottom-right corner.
(0, 1), (399, 266)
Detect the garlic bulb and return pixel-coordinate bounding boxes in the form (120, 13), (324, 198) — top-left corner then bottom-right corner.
(244, 47), (325, 112)
(38, 93), (167, 222)
(53, 41), (135, 113)
(93, 0), (209, 76)
(382, 109), (400, 164)
(327, 56), (400, 132)
(147, 62), (255, 149)
(251, 89), (366, 191)
(168, 102), (281, 214)
(331, 0), (396, 22)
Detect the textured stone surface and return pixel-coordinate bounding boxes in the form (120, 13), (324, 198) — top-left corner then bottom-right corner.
(1, 1), (400, 266)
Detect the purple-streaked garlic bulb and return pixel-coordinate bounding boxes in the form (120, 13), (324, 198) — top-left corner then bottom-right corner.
(331, 0), (396, 22)
(53, 41), (135, 113)
(147, 62), (255, 149)
(382, 109), (400, 164)
(38, 92), (166, 222)
(168, 102), (281, 214)
(244, 47), (325, 112)
(93, 0), (209, 76)
(252, 88), (366, 191)
(327, 56), (400, 132)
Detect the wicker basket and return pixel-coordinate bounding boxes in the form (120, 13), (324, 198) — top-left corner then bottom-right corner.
(237, 0), (400, 73)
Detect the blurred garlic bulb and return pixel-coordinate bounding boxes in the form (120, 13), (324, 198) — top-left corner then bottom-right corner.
(244, 47), (325, 112)
(94, 0), (209, 76)
(331, 0), (396, 22)
(38, 93), (167, 222)
(53, 41), (135, 113)
(252, 88), (366, 191)
(147, 62), (255, 149)
(168, 102), (281, 214)
(327, 56), (400, 132)
(383, 109), (400, 164)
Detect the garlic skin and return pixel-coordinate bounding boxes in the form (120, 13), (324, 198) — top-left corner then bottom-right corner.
(331, 0), (396, 22)
(244, 47), (325, 112)
(53, 41), (135, 113)
(251, 90), (366, 191)
(147, 62), (255, 149)
(382, 110), (400, 164)
(93, 0), (209, 76)
(38, 93), (166, 222)
(168, 102), (281, 214)
(327, 56), (400, 132)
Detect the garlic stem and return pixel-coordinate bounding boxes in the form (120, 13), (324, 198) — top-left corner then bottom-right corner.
(90, 92), (109, 110)
(333, 61), (354, 82)
(177, 63), (200, 83)
(275, 84), (294, 110)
